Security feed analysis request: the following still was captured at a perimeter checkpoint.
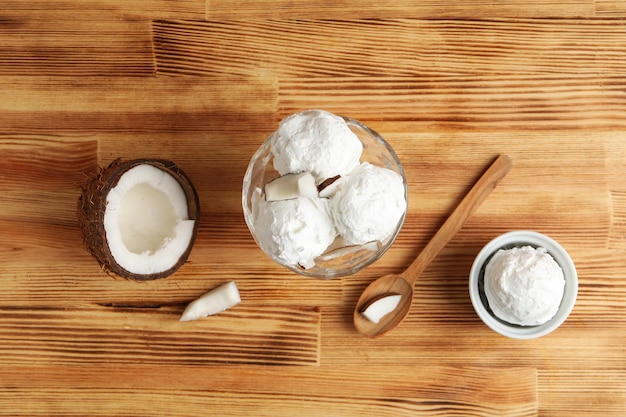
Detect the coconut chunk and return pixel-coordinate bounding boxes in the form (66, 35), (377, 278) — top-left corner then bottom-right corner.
(361, 294), (402, 324)
(318, 175), (344, 198)
(180, 281), (241, 322)
(264, 172), (318, 201)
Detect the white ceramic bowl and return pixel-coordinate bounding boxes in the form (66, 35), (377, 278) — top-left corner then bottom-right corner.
(469, 230), (578, 339)
(242, 116), (407, 279)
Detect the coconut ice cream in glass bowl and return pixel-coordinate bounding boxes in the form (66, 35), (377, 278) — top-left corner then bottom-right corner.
(242, 110), (408, 278)
(469, 230), (578, 339)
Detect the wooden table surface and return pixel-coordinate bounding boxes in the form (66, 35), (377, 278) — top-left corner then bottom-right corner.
(2, 1), (626, 416)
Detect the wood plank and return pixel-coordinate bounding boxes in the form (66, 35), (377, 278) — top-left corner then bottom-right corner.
(606, 137), (626, 249)
(0, 245), (344, 309)
(153, 19), (626, 77)
(0, 135), (97, 191)
(0, 76), (277, 133)
(610, 191), (626, 250)
(0, 0), (206, 76)
(0, 16), (154, 76)
(206, 0), (593, 19)
(596, 0), (626, 17)
(3, 0), (206, 19)
(278, 76), (626, 130)
(320, 305), (626, 369)
(0, 305), (320, 366)
(0, 365), (537, 416)
(539, 369), (626, 417)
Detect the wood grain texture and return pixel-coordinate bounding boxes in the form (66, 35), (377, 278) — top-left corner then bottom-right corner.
(2, 2), (626, 416)
(0, 365), (536, 416)
(0, 305), (320, 366)
(539, 369), (626, 417)
(277, 76), (626, 130)
(0, 76), (277, 133)
(596, 0), (626, 16)
(206, 0), (594, 19)
(153, 19), (626, 77)
(1, 0), (205, 76)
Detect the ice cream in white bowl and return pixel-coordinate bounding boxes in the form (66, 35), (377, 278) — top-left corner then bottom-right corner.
(469, 231), (578, 339)
(242, 110), (407, 278)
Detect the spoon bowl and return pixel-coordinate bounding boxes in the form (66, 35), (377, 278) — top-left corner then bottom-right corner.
(353, 274), (413, 338)
(353, 154), (513, 338)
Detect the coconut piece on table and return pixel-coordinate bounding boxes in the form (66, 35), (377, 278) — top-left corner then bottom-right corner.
(77, 158), (200, 281)
(180, 281), (241, 322)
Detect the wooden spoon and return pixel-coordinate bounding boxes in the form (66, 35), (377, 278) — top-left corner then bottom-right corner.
(353, 154), (513, 338)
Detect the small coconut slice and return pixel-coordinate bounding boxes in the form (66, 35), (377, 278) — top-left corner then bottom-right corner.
(264, 172), (318, 201)
(77, 158), (200, 281)
(318, 175), (344, 198)
(361, 294), (402, 324)
(180, 281), (241, 322)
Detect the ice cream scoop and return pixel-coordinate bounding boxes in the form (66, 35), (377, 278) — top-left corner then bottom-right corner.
(270, 109), (363, 183)
(469, 230), (578, 339)
(254, 196), (337, 268)
(484, 245), (565, 326)
(331, 162), (406, 245)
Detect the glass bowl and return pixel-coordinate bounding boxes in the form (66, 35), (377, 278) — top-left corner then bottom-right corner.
(469, 230), (578, 339)
(242, 115), (407, 278)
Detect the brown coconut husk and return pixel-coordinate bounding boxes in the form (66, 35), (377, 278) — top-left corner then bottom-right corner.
(77, 158), (200, 281)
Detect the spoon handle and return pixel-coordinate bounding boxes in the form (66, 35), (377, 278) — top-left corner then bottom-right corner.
(403, 154), (512, 284)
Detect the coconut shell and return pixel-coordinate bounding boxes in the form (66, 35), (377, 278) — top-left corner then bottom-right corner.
(77, 158), (201, 281)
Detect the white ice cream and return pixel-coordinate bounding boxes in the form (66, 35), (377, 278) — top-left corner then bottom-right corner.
(254, 196), (337, 267)
(250, 110), (406, 271)
(484, 245), (565, 326)
(270, 110), (363, 183)
(331, 162), (406, 245)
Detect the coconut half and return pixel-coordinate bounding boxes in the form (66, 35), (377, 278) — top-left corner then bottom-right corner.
(77, 159), (200, 281)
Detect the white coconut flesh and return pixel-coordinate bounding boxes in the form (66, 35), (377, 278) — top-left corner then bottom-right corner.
(103, 164), (196, 275)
